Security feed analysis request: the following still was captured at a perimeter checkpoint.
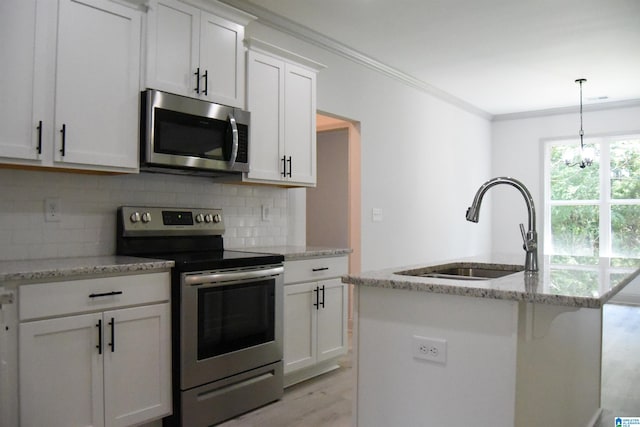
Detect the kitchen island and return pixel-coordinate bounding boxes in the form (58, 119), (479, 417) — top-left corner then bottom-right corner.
(343, 254), (640, 427)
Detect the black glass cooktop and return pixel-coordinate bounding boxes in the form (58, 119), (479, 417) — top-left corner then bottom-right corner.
(156, 250), (284, 271)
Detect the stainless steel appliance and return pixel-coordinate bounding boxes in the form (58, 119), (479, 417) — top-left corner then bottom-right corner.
(140, 89), (250, 176)
(116, 206), (284, 427)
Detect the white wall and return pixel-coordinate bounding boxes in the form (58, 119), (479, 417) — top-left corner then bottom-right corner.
(307, 129), (350, 248)
(491, 105), (640, 255)
(244, 23), (493, 271)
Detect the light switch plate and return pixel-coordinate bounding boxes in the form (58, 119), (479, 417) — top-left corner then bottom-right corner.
(372, 208), (383, 222)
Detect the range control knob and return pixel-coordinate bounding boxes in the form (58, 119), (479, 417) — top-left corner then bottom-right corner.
(130, 212), (141, 223)
(213, 214), (222, 223)
(141, 212), (152, 223)
(204, 214), (213, 223)
(195, 213), (205, 223)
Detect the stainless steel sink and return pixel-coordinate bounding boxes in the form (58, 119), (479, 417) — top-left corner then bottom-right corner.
(396, 262), (524, 281)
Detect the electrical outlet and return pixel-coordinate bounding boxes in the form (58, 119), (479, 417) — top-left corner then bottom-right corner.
(44, 198), (61, 222)
(261, 205), (271, 222)
(412, 335), (447, 364)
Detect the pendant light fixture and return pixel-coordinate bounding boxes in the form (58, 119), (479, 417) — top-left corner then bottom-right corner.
(565, 78), (593, 168)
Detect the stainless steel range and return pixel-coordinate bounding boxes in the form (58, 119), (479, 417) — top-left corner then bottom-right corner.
(116, 206), (284, 427)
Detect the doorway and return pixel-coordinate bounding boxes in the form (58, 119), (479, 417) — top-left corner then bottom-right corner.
(308, 113), (361, 326)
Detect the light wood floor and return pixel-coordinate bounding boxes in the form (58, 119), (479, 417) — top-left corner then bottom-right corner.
(220, 303), (639, 426)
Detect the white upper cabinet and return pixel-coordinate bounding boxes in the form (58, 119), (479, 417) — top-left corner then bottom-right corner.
(54, 0), (141, 170)
(146, 0), (251, 108)
(0, 0), (142, 172)
(0, 0), (41, 161)
(244, 40), (325, 187)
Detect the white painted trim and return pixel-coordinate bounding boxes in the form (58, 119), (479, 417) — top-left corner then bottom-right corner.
(493, 98), (640, 122)
(586, 408), (603, 427)
(245, 38), (326, 71)
(184, 0), (256, 25)
(219, 0), (491, 120)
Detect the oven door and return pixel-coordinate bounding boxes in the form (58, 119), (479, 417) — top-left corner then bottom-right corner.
(180, 264), (283, 390)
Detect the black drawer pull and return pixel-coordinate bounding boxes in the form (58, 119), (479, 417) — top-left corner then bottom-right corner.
(36, 120), (42, 154)
(108, 317), (115, 352)
(313, 286), (319, 310)
(194, 67), (200, 94)
(59, 124), (66, 156)
(312, 267), (329, 272)
(96, 319), (102, 354)
(89, 291), (123, 298)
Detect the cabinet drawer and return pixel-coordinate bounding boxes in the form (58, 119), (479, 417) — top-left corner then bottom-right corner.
(19, 272), (170, 321)
(284, 256), (348, 284)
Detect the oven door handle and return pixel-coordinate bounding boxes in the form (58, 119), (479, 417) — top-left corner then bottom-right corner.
(184, 266), (283, 287)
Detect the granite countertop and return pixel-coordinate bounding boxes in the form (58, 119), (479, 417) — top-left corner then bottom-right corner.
(0, 256), (174, 284)
(343, 254), (640, 308)
(240, 246), (352, 261)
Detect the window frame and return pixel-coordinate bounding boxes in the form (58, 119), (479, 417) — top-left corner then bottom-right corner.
(543, 133), (640, 258)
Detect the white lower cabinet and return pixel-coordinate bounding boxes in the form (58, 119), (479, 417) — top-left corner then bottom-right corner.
(283, 256), (348, 386)
(18, 273), (171, 427)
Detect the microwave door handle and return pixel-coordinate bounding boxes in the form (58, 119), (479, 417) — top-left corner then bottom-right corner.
(228, 113), (239, 169)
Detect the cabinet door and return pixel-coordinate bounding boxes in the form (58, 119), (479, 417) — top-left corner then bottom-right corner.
(246, 51), (286, 182)
(317, 278), (348, 362)
(199, 11), (245, 107)
(283, 282), (317, 373)
(19, 313), (104, 427)
(146, 0), (200, 97)
(284, 63), (317, 185)
(0, 0), (44, 161)
(103, 303), (171, 427)
(54, 0), (141, 169)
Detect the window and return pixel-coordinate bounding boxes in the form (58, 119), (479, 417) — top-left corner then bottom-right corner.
(544, 134), (640, 260)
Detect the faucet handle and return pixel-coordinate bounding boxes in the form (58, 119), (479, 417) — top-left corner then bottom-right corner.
(519, 223), (529, 251)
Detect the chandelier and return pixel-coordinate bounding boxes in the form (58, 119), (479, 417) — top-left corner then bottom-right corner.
(564, 78), (593, 168)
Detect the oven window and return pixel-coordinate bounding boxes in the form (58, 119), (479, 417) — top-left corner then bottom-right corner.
(154, 108), (228, 160)
(197, 279), (275, 360)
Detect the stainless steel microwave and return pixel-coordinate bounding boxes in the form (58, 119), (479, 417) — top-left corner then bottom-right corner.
(140, 89), (250, 175)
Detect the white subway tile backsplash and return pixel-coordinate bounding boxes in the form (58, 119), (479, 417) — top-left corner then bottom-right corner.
(0, 169), (289, 261)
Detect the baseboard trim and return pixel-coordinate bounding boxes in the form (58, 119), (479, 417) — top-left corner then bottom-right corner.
(588, 408), (603, 427)
(284, 360), (342, 388)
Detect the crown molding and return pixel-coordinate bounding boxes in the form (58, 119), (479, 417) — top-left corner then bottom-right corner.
(492, 98), (640, 122)
(219, 0), (492, 120)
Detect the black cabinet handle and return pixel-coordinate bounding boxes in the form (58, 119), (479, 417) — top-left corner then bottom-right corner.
(36, 121), (42, 154)
(287, 156), (292, 177)
(320, 285), (326, 308)
(203, 69), (208, 96)
(108, 317), (115, 352)
(96, 319), (102, 355)
(313, 286), (319, 310)
(89, 291), (123, 298)
(59, 124), (66, 156)
(194, 67), (201, 94)
(312, 267), (329, 272)
(281, 156), (287, 177)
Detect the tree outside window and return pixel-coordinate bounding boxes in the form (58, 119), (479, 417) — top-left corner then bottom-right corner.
(545, 135), (640, 260)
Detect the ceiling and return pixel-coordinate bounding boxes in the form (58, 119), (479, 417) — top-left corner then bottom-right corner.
(222, 0), (640, 116)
